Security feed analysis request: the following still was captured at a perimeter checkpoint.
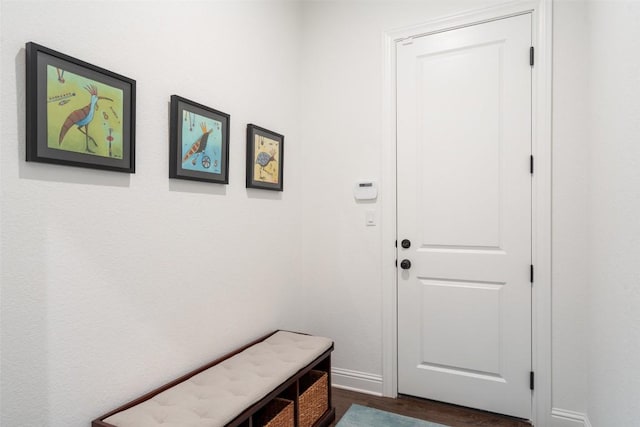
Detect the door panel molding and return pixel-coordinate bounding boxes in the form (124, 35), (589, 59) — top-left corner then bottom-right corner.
(397, 14), (532, 416)
(381, 1), (552, 425)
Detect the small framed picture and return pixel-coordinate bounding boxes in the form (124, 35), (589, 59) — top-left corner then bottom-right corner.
(246, 124), (284, 191)
(169, 95), (230, 184)
(25, 42), (136, 173)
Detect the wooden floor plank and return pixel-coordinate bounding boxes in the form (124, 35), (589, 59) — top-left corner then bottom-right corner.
(331, 388), (531, 427)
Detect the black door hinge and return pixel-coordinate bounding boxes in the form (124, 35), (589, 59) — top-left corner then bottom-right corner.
(530, 265), (534, 283)
(530, 371), (535, 390)
(530, 155), (534, 174)
(530, 46), (534, 66)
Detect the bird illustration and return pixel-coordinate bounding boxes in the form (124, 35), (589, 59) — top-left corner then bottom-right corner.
(58, 84), (113, 153)
(183, 122), (213, 166)
(255, 147), (277, 179)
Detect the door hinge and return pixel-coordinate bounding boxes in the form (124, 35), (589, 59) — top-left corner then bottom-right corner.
(530, 46), (534, 66)
(530, 155), (534, 174)
(530, 265), (534, 283)
(395, 259), (397, 268)
(395, 239), (397, 247)
(530, 371), (535, 390)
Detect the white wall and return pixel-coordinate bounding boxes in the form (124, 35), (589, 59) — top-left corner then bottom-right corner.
(586, 1), (640, 425)
(551, 0), (590, 419)
(0, 1), (304, 426)
(551, 2), (640, 424)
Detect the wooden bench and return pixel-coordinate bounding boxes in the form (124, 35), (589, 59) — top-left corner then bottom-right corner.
(92, 330), (335, 427)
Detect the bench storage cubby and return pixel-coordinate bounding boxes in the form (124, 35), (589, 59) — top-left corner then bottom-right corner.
(298, 371), (329, 427)
(254, 398), (294, 427)
(92, 330), (335, 427)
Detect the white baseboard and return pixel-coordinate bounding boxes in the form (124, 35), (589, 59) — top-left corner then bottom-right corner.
(551, 408), (592, 427)
(331, 367), (383, 396)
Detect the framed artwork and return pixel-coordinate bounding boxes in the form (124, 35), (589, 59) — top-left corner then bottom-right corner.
(169, 95), (230, 184)
(25, 42), (136, 173)
(246, 124), (284, 191)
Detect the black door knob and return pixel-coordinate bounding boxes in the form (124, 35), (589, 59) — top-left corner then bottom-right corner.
(400, 259), (412, 270)
(401, 239), (411, 249)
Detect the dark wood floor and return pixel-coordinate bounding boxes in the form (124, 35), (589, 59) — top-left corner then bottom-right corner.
(331, 388), (531, 427)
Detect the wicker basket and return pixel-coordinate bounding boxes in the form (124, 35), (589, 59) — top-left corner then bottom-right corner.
(298, 370), (329, 427)
(254, 398), (295, 427)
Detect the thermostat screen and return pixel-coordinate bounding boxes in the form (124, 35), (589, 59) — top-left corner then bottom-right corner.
(354, 180), (378, 200)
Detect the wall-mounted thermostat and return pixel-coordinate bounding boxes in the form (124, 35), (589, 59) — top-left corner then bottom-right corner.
(353, 180), (378, 200)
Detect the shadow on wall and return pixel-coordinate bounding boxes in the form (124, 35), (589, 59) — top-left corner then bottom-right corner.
(246, 188), (282, 200)
(169, 179), (228, 196)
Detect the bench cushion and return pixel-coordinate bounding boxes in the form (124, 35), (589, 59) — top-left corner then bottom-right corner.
(103, 331), (332, 427)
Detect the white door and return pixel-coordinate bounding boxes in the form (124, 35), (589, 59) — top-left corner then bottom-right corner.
(397, 14), (532, 419)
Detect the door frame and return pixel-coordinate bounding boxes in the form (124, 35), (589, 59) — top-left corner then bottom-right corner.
(381, 1), (552, 425)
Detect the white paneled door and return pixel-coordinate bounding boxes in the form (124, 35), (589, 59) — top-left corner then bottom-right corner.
(396, 14), (532, 419)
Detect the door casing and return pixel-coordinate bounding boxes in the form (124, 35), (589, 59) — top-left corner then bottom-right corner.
(381, 1), (552, 425)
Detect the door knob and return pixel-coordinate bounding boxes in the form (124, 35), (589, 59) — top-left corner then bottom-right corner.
(400, 259), (412, 270)
(401, 239), (411, 249)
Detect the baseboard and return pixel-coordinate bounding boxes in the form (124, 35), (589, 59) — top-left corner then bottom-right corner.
(331, 367), (383, 396)
(551, 408), (592, 427)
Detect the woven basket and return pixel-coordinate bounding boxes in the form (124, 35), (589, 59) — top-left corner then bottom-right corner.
(298, 370), (329, 427)
(255, 398), (295, 427)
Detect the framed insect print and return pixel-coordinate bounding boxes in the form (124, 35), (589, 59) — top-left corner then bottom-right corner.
(246, 124), (284, 191)
(169, 95), (230, 184)
(25, 42), (136, 172)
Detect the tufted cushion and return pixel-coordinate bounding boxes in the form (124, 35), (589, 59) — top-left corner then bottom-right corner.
(103, 331), (332, 427)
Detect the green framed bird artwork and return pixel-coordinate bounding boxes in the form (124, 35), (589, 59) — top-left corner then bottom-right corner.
(49, 68), (123, 159)
(26, 42), (136, 173)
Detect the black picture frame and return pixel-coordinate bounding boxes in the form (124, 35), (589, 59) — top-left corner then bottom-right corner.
(25, 42), (136, 173)
(169, 95), (230, 184)
(246, 124), (284, 191)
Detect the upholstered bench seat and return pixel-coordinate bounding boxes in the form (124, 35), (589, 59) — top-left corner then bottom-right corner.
(102, 331), (333, 427)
